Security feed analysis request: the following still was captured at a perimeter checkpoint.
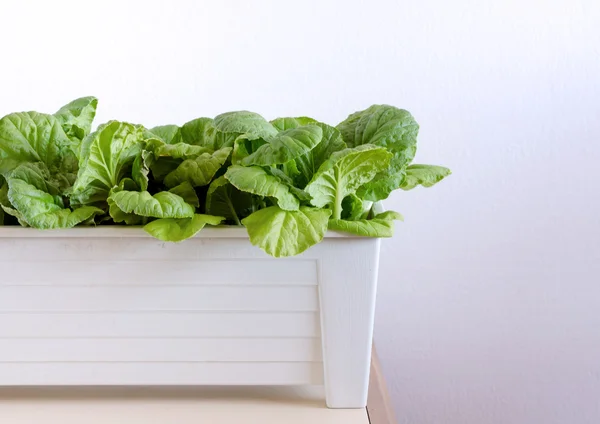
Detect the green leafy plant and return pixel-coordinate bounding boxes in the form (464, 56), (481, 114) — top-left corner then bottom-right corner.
(0, 97), (451, 257)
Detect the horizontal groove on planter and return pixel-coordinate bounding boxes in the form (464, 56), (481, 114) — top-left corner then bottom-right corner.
(0, 338), (323, 362)
(0, 286), (319, 312)
(0, 259), (318, 286)
(0, 336), (321, 339)
(0, 362), (325, 385)
(0, 312), (321, 338)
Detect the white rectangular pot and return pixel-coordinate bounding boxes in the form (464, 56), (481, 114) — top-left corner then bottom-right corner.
(0, 227), (380, 408)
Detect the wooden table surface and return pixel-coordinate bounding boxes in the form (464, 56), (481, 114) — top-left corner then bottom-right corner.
(0, 349), (395, 424)
(0, 386), (369, 424)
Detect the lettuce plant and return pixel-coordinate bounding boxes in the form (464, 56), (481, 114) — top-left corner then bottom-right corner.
(0, 98), (450, 257)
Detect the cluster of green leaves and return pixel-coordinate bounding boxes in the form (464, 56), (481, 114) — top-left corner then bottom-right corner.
(0, 98), (450, 257)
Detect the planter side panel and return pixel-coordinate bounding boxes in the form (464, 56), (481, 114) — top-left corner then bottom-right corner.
(318, 238), (381, 408)
(0, 236), (323, 385)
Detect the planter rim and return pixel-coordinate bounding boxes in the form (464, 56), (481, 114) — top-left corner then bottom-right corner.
(0, 203), (384, 239)
(0, 226), (363, 239)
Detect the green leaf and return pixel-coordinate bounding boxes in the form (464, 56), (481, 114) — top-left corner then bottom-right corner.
(231, 135), (268, 165)
(270, 116), (317, 131)
(7, 177), (102, 229)
(214, 111), (278, 140)
(53, 96), (98, 142)
(144, 214), (225, 242)
(341, 194), (365, 220)
(180, 118), (213, 145)
(263, 166), (311, 202)
(108, 190), (195, 219)
(400, 164), (452, 190)
(147, 138), (213, 160)
(0, 111), (75, 177)
(149, 125), (181, 144)
(0, 176), (3, 225)
(108, 197), (143, 225)
(181, 117), (239, 150)
(163, 147), (232, 188)
(132, 149), (154, 192)
(241, 125), (323, 166)
(242, 206), (331, 257)
(205, 175), (252, 224)
(168, 181), (200, 208)
(0, 179), (27, 225)
(8, 162), (60, 195)
(304, 145), (392, 219)
(337, 105), (419, 201)
(282, 159), (301, 180)
(225, 165), (299, 211)
(71, 121), (145, 205)
(328, 210), (403, 237)
(107, 179), (144, 225)
(294, 124), (346, 187)
(182, 118), (240, 150)
(150, 157), (181, 181)
(270, 118), (347, 187)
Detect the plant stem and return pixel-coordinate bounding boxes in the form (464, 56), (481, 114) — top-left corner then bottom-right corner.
(333, 190), (343, 220)
(226, 196), (241, 226)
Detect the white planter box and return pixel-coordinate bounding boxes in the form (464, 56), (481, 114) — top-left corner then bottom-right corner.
(0, 227), (380, 408)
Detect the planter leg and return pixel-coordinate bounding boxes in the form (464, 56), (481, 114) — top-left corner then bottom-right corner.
(318, 239), (381, 409)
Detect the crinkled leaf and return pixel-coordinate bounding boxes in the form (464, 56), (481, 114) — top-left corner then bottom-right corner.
(271, 119), (346, 187)
(263, 166), (311, 202)
(328, 210), (403, 237)
(294, 124), (346, 187)
(108, 197), (143, 225)
(71, 121), (144, 205)
(155, 118), (239, 151)
(214, 111), (278, 140)
(205, 175), (252, 223)
(0, 177), (3, 225)
(9, 162), (60, 196)
(146, 138), (212, 160)
(7, 178), (102, 229)
(149, 125), (181, 144)
(180, 118), (213, 145)
(150, 157), (181, 181)
(53, 96), (98, 142)
(341, 194), (365, 220)
(109, 190), (195, 218)
(186, 118), (241, 150)
(168, 181), (199, 208)
(107, 179), (144, 225)
(163, 147), (231, 188)
(241, 125), (323, 167)
(337, 105), (419, 200)
(132, 149), (153, 191)
(400, 164), (452, 190)
(0, 111), (75, 177)
(270, 116), (317, 131)
(305, 145), (392, 218)
(231, 134), (267, 164)
(144, 214), (225, 242)
(242, 206), (331, 257)
(282, 159), (301, 180)
(225, 165), (299, 211)
(180, 117), (238, 150)
(0, 179), (27, 226)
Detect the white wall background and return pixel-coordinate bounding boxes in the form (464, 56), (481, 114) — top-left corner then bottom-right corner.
(1, 0), (598, 422)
